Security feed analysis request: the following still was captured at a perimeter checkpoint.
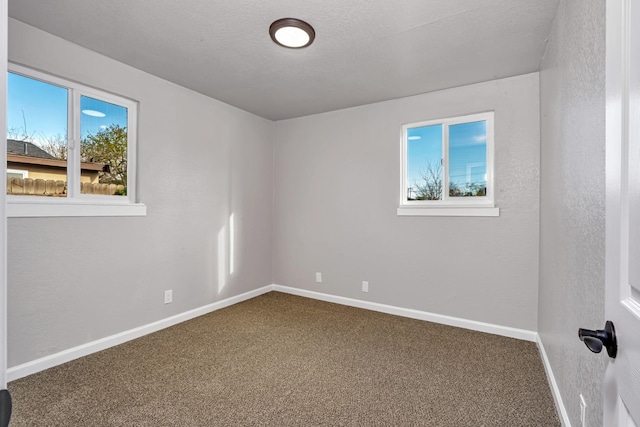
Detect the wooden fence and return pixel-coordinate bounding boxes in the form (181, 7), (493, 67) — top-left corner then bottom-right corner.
(6, 177), (125, 196)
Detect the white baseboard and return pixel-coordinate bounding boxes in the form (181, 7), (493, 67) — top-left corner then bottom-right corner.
(7, 285), (273, 382)
(271, 284), (538, 342)
(7, 284), (541, 384)
(536, 334), (571, 427)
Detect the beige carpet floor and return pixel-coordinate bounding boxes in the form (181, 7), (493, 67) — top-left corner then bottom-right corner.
(8, 292), (560, 426)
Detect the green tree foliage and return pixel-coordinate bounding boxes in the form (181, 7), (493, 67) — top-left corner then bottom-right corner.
(81, 124), (128, 187)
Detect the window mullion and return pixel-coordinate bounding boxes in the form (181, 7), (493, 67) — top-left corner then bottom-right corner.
(67, 90), (81, 198)
(442, 123), (450, 202)
(65, 89), (75, 197)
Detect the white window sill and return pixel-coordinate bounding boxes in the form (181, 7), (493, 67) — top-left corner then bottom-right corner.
(8, 199), (147, 217)
(397, 206), (500, 217)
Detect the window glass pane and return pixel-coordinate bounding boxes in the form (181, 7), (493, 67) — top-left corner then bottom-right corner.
(7, 72), (68, 197)
(407, 124), (443, 200)
(448, 120), (487, 198)
(7, 171), (27, 180)
(80, 96), (128, 196)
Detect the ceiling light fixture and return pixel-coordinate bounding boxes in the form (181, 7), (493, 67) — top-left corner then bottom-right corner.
(269, 18), (315, 49)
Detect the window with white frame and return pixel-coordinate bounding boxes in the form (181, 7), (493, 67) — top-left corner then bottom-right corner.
(398, 112), (498, 217)
(7, 169), (28, 180)
(6, 63), (145, 217)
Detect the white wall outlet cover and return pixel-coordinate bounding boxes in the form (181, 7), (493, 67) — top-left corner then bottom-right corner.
(164, 290), (173, 304)
(362, 281), (369, 292)
(315, 272), (322, 283)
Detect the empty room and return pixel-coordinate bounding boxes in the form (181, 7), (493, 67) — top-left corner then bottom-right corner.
(0, 0), (639, 426)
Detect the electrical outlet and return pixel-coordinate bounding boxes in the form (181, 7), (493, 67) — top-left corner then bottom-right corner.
(580, 394), (586, 427)
(316, 272), (322, 283)
(362, 281), (369, 292)
(164, 290), (173, 304)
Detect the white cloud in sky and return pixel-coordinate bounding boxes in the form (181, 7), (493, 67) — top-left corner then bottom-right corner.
(472, 135), (486, 143)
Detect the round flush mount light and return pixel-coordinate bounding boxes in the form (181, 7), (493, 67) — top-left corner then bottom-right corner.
(269, 18), (315, 49)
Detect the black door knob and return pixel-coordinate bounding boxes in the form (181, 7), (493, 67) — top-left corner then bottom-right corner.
(578, 320), (617, 358)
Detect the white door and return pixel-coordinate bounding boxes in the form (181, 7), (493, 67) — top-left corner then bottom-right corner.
(0, 0), (8, 392)
(605, 0), (640, 425)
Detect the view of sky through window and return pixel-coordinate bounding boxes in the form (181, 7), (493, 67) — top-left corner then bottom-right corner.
(80, 96), (128, 139)
(7, 71), (131, 198)
(449, 120), (487, 192)
(7, 72), (68, 143)
(7, 72), (127, 145)
(407, 124), (442, 199)
(406, 120), (487, 200)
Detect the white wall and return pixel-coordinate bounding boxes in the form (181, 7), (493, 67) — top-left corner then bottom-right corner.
(273, 73), (541, 331)
(7, 19), (274, 367)
(538, 1), (606, 426)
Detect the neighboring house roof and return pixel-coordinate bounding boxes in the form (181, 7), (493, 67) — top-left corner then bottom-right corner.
(7, 139), (56, 159)
(7, 139), (108, 172)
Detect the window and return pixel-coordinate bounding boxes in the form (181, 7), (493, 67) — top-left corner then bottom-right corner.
(6, 63), (145, 216)
(398, 112), (498, 217)
(7, 169), (28, 180)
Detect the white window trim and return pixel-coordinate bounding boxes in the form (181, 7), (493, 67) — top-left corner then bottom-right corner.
(7, 62), (145, 217)
(398, 111), (499, 217)
(7, 198), (146, 217)
(7, 169), (28, 178)
(397, 206), (499, 217)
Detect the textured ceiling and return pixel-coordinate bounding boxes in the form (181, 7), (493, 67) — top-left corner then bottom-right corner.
(8, 0), (559, 121)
